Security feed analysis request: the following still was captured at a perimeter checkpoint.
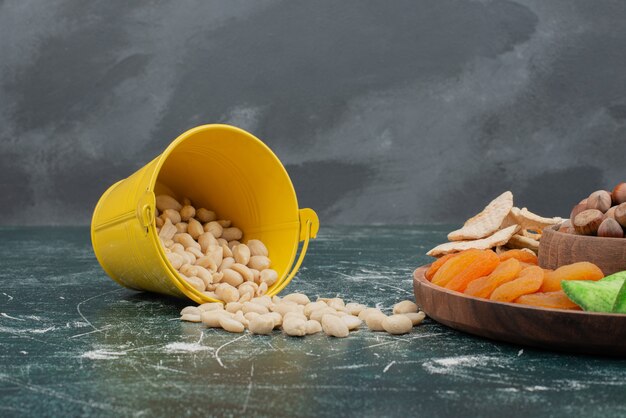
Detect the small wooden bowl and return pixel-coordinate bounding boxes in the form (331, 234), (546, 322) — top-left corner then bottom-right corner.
(538, 226), (626, 275)
(413, 265), (626, 356)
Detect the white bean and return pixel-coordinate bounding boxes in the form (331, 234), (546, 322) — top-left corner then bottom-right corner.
(365, 311), (387, 331)
(162, 209), (181, 224)
(198, 302), (223, 312)
(242, 302), (269, 315)
(244, 311), (260, 321)
(203, 221), (223, 238)
(341, 315), (363, 331)
(382, 315), (413, 335)
(156, 195), (182, 212)
(180, 306), (201, 316)
(310, 307), (338, 323)
(230, 263), (254, 282)
(249, 315), (274, 335)
(248, 255), (271, 271)
(403, 311), (426, 326)
(179, 205), (196, 221)
(257, 282), (268, 296)
(175, 222), (187, 233)
(305, 320), (322, 335)
(250, 296), (272, 308)
(166, 252), (184, 270)
(221, 269), (244, 287)
(158, 218), (177, 240)
(221, 242), (233, 258)
(183, 276), (205, 292)
(282, 317), (307, 337)
(221, 227), (243, 241)
(393, 300), (419, 315)
(283, 293), (310, 305)
(260, 269), (278, 286)
(303, 301), (327, 317)
(201, 310), (229, 327)
(271, 302), (303, 316)
(219, 316), (245, 333)
(345, 303), (367, 316)
(358, 307), (381, 321)
(215, 283), (239, 303)
(187, 218), (204, 240)
(283, 312), (307, 322)
(321, 314), (349, 338)
(246, 239), (269, 257)
(195, 256), (217, 272)
(232, 244), (251, 266)
(327, 298), (345, 311)
(196, 208), (216, 223)
(233, 311), (249, 327)
(225, 302), (243, 313)
(266, 312), (282, 328)
(180, 313), (202, 322)
(174, 233), (201, 251)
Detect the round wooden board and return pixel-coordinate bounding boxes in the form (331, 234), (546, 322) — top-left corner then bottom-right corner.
(413, 265), (626, 356)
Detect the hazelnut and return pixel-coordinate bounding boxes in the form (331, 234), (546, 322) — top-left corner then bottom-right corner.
(615, 203), (626, 228)
(573, 209), (604, 235)
(570, 202), (588, 224)
(613, 183), (626, 205)
(557, 220), (572, 233)
(586, 190), (612, 213)
(606, 206), (617, 220)
(597, 218), (624, 238)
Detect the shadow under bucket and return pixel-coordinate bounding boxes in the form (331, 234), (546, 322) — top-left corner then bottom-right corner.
(91, 124), (319, 304)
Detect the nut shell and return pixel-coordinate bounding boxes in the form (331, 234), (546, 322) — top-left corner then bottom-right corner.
(573, 209), (604, 235)
(613, 183), (626, 205)
(587, 190), (612, 213)
(615, 203), (626, 228)
(597, 218), (624, 238)
(570, 203), (588, 224)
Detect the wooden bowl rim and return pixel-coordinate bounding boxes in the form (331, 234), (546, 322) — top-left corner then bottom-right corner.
(542, 224), (626, 244)
(414, 265), (626, 318)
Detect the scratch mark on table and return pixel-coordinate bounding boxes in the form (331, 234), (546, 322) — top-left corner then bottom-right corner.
(0, 374), (132, 414)
(215, 335), (247, 368)
(383, 361), (396, 373)
(1, 312), (24, 321)
(75, 288), (124, 331)
(69, 324), (114, 339)
(241, 364), (255, 413)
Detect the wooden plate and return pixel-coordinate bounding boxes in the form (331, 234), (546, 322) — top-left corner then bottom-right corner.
(413, 265), (626, 356)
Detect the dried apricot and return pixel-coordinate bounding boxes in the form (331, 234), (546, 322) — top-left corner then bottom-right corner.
(540, 262), (604, 293)
(425, 253), (459, 281)
(464, 258), (522, 298)
(514, 291), (581, 310)
(444, 250), (500, 292)
(431, 249), (484, 287)
(490, 266), (544, 302)
(498, 249), (538, 265)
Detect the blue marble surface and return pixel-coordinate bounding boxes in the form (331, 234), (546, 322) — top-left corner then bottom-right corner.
(1, 226), (625, 417)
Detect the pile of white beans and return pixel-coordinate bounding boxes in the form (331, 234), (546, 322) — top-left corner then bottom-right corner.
(156, 194), (426, 337)
(155, 195), (278, 302)
(180, 296), (426, 337)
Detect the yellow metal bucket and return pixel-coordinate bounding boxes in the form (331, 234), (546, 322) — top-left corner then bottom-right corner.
(91, 124), (319, 304)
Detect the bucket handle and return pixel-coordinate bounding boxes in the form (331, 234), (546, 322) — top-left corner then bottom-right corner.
(270, 208), (319, 295)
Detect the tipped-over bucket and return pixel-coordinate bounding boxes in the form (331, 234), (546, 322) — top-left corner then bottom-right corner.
(91, 124), (319, 304)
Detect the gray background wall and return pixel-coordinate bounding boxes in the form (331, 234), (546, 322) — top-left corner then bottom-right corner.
(1, 0), (625, 226)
